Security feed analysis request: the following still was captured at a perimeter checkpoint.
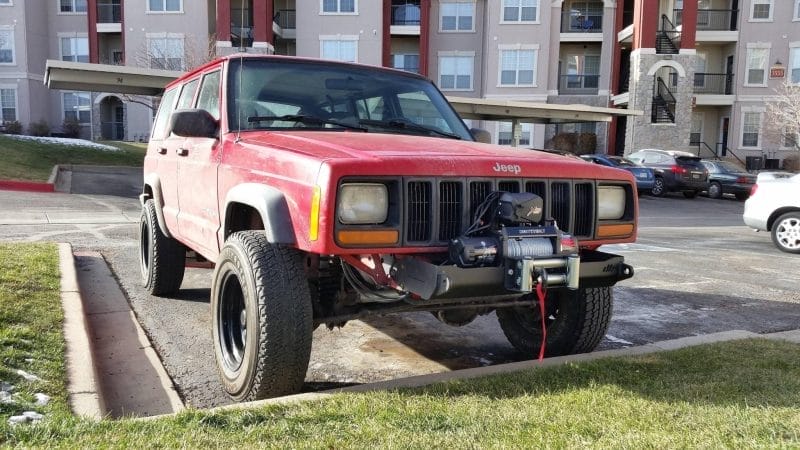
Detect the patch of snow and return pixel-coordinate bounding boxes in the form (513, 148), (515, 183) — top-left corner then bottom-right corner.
(23, 411), (43, 421)
(0, 391), (13, 404)
(8, 415), (29, 425)
(5, 134), (120, 151)
(8, 411), (44, 426)
(1, 381), (14, 392)
(34, 393), (50, 406)
(16, 370), (41, 382)
(476, 358), (493, 366)
(604, 334), (634, 346)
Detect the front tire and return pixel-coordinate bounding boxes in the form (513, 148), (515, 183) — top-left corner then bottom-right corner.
(211, 231), (313, 401)
(496, 287), (613, 357)
(771, 212), (800, 254)
(139, 199), (185, 296)
(651, 177), (665, 197)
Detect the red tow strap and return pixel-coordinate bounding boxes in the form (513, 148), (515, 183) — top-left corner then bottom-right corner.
(535, 282), (547, 361)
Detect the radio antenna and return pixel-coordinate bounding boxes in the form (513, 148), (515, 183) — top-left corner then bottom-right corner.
(235, 0), (246, 142)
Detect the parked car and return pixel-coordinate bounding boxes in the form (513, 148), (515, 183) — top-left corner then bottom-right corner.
(743, 172), (800, 253)
(700, 160), (756, 200)
(580, 154), (655, 194)
(626, 149), (709, 198)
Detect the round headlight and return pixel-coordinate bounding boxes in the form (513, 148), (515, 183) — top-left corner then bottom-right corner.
(598, 186), (626, 220)
(337, 183), (389, 224)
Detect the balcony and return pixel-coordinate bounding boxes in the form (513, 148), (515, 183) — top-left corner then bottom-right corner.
(273, 9), (296, 39)
(693, 73), (735, 105)
(560, 10), (602, 33)
(96, 1), (122, 33)
(391, 1), (421, 35)
(558, 74), (600, 95)
(674, 9), (738, 31)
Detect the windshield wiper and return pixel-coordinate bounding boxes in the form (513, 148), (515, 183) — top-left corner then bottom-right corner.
(359, 119), (462, 140)
(247, 114), (367, 132)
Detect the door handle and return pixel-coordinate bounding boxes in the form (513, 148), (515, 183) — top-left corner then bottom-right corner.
(176, 148), (189, 156)
(157, 147), (167, 154)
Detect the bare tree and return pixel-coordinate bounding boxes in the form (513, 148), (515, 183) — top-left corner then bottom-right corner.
(766, 81), (800, 151)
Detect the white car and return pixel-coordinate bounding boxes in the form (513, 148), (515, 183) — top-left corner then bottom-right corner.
(743, 172), (800, 253)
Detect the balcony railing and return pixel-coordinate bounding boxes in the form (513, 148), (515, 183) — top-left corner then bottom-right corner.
(559, 74), (600, 94)
(97, 1), (121, 24)
(392, 2), (421, 26)
(560, 10), (603, 32)
(674, 9), (738, 31)
(274, 9), (296, 29)
(693, 73), (734, 95)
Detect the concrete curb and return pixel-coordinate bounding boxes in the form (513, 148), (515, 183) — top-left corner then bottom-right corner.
(58, 243), (105, 420)
(0, 179), (55, 192)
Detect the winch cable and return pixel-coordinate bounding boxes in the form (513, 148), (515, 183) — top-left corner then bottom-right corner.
(535, 281), (547, 361)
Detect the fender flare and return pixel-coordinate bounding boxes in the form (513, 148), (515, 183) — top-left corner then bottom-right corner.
(223, 183), (297, 244)
(140, 173), (172, 239)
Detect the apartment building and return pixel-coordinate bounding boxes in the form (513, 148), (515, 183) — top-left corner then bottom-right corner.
(3, 0), (798, 163)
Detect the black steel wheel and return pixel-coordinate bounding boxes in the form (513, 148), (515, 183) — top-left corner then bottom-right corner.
(211, 231), (313, 401)
(139, 199), (185, 296)
(651, 177), (665, 197)
(496, 287), (613, 358)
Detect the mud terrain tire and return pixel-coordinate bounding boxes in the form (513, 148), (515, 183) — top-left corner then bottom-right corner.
(496, 287), (612, 357)
(211, 231), (313, 401)
(139, 199), (185, 295)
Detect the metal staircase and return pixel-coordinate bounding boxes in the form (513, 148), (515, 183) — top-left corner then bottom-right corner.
(651, 77), (676, 123)
(657, 15), (680, 54)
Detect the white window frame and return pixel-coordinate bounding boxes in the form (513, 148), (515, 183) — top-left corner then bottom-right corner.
(146, 33), (186, 70)
(795, 0), (800, 20)
(749, 0), (773, 22)
(439, 0), (476, 32)
(0, 28), (14, 65)
(320, 0), (358, 15)
(790, 42), (800, 85)
(146, 0), (183, 14)
(0, 86), (18, 122)
(500, 0), (540, 24)
(438, 51), (475, 92)
(740, 107), (765, 150)
(497, 44), (538, 87)
(58, 0), (87, 14)
(61, 91), (92, 124)
(59, 35), (89, 63)
(319, 35), (359, 62)
(744, 44), (770, 87)
(0, 1), (13, 6)
(496, 122), (533, 146)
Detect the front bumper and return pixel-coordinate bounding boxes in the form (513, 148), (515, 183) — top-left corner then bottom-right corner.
(393, 250), (634, 300)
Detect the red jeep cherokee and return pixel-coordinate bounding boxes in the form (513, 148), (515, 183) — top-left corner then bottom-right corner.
(139, 55), (637, 401)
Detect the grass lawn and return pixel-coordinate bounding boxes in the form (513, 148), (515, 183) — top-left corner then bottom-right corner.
(1, 242), (799, 447)
(0, 135), (146, 182)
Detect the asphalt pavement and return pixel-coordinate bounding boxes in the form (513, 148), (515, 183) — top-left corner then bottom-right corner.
(1, 188), (798, 409)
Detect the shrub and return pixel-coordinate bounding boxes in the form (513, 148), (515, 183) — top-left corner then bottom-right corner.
(2, 120), (23, 135)
(62, 118), (82, 139)
(783, 153), (799, 172)
(28, 120), (51, 137)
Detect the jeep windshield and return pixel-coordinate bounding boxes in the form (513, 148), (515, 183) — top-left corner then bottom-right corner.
(227, 58), (473, 140)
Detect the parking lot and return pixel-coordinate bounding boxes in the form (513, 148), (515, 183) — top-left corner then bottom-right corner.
(1, 189), (798, 409)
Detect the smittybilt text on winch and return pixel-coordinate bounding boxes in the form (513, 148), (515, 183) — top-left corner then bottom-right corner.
(139, 55), (638, 401)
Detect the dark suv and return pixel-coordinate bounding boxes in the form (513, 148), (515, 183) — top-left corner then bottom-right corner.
(627, 149), (709, 198)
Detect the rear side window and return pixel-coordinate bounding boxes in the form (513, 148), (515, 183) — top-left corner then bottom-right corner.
(196, 71), (221, 120)
(151, 87), (178, 140)
(176, 78), (199, 109)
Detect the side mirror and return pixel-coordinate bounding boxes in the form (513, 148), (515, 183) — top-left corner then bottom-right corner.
(170, 109), (218, 139)
(470, 127), (491, 144)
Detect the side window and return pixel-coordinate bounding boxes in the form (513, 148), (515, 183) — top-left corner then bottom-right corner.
(196, 70), (221, 120)
(176, 78), (199, 110)
(151, 87), (178, 140)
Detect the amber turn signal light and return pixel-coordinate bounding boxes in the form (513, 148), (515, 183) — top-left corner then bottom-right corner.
(337, 230), (399, 246)
(596, 223), (634, 238)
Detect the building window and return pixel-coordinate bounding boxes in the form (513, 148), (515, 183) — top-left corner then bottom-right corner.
(321, 0), (356, 14)
(502, 0), (539, 23)
(499, 49), (536, 86)
(795, 0), (800, 20)
(60, 0), (87, 13)
(63, 92), (91, 124)
(148, 0), (181, 12)
(745, 47), (768, 86)
(148, 36), (184, 70)
(562, 53), (600, 91)
(440, 1), (474, 31)
(791, 47), (800, 84)
(690, 114), (703, 145)
(0, 1), (11, 5)
(0, 30), (13, 64)
(741, 112), (761, 148)
(439, 55), (473, 90)
(392, 54), (420, 74)
(0, 88), (16, 122)
(750, 0), (773, 21)
(61, 37), (89, 63)
(320, 38), (358, 62)
(498, 122), (533, 146)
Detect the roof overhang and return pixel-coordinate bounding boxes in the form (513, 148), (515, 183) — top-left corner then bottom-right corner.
(446, 96), (641, 124)
(45, 60), (182, 96)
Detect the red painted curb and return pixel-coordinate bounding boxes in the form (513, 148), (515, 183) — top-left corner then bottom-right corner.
(0, 180), (55, 193)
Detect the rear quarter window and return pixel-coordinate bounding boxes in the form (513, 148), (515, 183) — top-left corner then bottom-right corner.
(150, 87), (178, 140)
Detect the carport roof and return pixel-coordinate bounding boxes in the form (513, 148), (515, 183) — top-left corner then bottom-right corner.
(45, 60), (641, 123)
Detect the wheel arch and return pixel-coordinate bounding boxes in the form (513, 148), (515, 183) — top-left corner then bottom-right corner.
(223, 183), (297, 244)
(140, 173), (172, 238)
(767, 207), (800, 231)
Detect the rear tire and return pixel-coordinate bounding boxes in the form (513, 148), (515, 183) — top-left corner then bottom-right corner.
(211, 231), (313, 401)
(708, 182), (722, 199)
(496, 287), (613, 357)
(139, 199), (185, 296)
(771, 212), (800, 254)
(651, 177), (665, 197)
